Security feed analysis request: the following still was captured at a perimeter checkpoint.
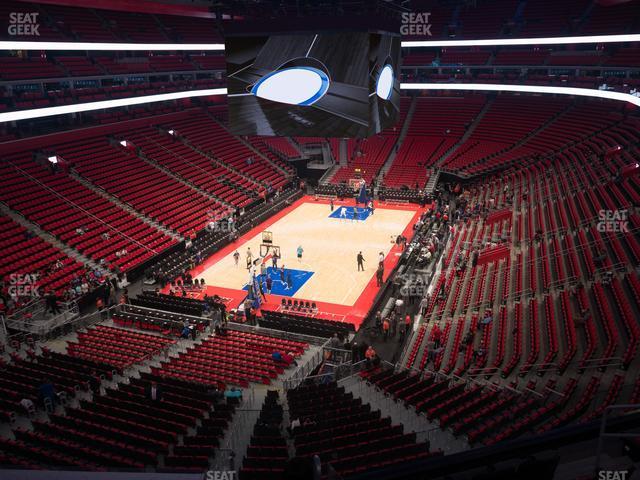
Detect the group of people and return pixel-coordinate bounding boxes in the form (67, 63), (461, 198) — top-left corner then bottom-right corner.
(375, 310), (413, 342)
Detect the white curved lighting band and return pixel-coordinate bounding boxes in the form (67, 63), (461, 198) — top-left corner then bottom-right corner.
(1, 33), (638, 51)
(0, 88), (227, 123)
(0, 83), (637, 124)
(401, 33), (640, 48)
(400, 83), (640, 107)
(0, 41), (225, 51)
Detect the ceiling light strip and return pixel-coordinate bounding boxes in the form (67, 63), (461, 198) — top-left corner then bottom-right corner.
(0, 88), (227, 123)
(1, 83), (637, 124)
(400, 82), (640, 107)
(0, 41), (225, 51)
(401, 33), (640, 48)
(1, 33), (638, 51)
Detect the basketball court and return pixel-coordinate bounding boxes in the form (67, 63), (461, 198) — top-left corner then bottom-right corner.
(186, 195), (424, 328)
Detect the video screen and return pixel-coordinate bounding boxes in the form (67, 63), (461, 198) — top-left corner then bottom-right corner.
(226, 32), (401, 137)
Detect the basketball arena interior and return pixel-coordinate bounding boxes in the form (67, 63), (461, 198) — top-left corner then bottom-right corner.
(0, 0), (640, 479)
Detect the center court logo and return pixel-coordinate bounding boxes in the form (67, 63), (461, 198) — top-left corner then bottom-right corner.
(8, 12), (40, 36)
(400, 12), (432, 36)
(597, 209), (629, 233)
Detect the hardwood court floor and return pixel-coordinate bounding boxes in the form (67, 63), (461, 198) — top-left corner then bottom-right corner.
(197, 200), (417, 306)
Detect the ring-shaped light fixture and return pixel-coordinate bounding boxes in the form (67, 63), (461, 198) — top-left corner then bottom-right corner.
(251, 66), (330, 106)
(376, 64), (395, 100)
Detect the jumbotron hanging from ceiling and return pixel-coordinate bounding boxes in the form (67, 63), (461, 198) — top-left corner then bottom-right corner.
(224, 16), (401, 137)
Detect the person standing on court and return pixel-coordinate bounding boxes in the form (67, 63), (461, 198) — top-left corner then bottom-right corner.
(376, 265), (384, 286)
(357, 252), (365, 271)
(246, 247), (253, 270)
(330, 199), (334, 211)
(296, 245), (304, 263)
(233, 250), (240, 267)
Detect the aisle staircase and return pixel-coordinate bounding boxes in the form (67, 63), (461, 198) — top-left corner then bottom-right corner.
(376, 96), (417, 184)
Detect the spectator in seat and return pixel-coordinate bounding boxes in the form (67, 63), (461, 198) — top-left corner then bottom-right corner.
(272, 350), (284, 363)
(45, 291), (61, 315)
(602, 270), (614, 285)
(88, 369), (101, 392)
(38, 379), (57, 407)
(181, 324), (191, 339)
(594, 249), (607, 267)
(146, 381), (163, 402)
(534, 229), (543, 244)
(432, 324), (442, 349)
(283, 351), (298, 367)
(224, 387), (242, 403)
(20, 397), (35, 416)
(290, 417), (301, 433)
